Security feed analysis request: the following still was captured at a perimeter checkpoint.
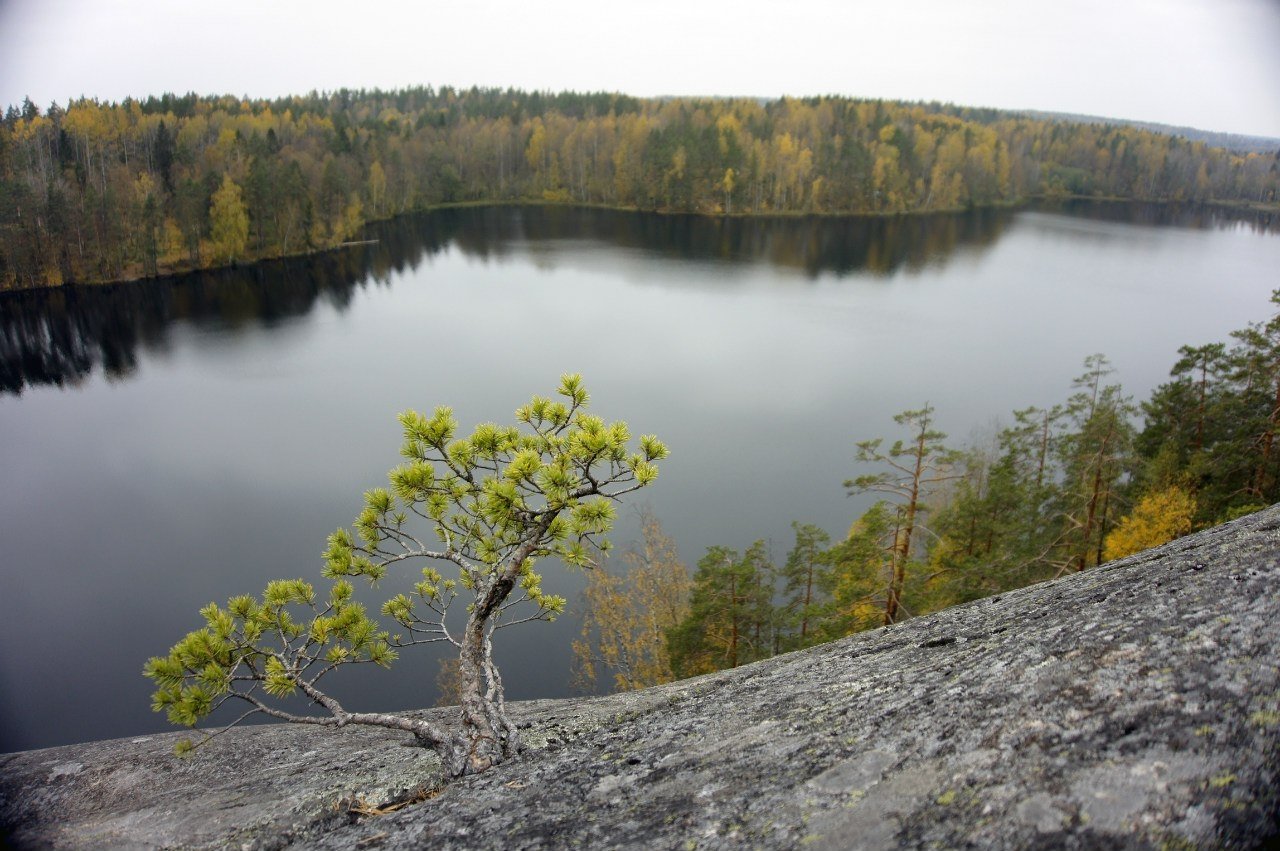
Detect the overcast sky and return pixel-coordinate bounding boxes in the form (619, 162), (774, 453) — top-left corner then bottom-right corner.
(2, 0), (1278, 138)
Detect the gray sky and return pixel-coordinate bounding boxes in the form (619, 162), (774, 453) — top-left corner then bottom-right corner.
(2, 0), (1279, 137)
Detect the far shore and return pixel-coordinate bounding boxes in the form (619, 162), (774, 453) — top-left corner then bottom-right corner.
(2, 195), (1275, 295)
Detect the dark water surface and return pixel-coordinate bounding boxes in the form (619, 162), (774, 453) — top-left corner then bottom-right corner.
(1, 203), (1277, 751)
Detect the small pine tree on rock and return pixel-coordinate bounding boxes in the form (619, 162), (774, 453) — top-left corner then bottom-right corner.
(145, 375), (667, 777)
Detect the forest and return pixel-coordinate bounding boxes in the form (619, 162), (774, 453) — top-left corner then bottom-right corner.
(2, 86), (1278, 290)
(573, 293), (1280, 690)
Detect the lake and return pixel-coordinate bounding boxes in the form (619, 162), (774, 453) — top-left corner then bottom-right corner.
(1, 202), (1277, 752)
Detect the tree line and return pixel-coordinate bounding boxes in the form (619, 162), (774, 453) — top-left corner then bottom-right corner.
(3, 86), (1278, 289)
(574, 292), (1280, 687)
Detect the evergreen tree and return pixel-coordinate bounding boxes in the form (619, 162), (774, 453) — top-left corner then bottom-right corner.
(1138, 344), (1236, 522)
(778, 522), (831, 650)
(1137, 294), (1280, 524)
(146, 376), (667, 777)
(822, 501), (898, 638)
(667, 541), (775, 677)
(846, 404), (960, 624)
(1228, 291), (1280, 503)
(1053, 355), (1137, 573)
(154, 119), (175, 193)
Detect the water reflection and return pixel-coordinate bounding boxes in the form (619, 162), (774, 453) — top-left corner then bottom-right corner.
(1039, 198), (1279, 233)
(1, 202), (1273, 396)
(457, 205), (1013, 276)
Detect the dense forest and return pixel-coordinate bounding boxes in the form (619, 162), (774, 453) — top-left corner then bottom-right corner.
(1021, 110), (1280, 155)
(2, 86), (1278, 289)
(574, 293), (1280, 689)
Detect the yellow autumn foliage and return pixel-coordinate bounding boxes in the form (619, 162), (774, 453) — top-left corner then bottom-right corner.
(1103, 485), (1196, 561)
(572, 512), (691, 693)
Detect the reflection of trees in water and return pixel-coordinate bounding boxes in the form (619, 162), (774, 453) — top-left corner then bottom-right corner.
(0, 218), (452, 394)
(0, 202), (1269, 394)
(441, 206), (1010, 278)
(1036, 198), (1279, 234)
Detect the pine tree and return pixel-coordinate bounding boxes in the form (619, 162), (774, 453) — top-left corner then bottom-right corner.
(779, 522), (831, 650)
(667, 541), (775, 677)
(154, 119), (175, 193)
(822, 502), (898, 637)
(1229, 291), (1280, 503)
(1054, 355), (1136, 573)
(146, 376), (667, 777)
(845, 404), (960, 624)
(1136, 293), (1280, 523)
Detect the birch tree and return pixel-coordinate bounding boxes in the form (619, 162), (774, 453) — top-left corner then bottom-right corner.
(208, 175), (248, 265)
(571, 511), (691, 692)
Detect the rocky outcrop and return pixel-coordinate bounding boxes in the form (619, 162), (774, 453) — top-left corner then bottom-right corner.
(3, 506), (1278, 850)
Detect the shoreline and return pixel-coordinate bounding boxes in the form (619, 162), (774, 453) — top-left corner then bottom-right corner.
(2, 195), (1275, 295)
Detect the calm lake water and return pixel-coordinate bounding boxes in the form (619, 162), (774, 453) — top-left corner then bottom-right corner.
(1, 203), (1277, 752)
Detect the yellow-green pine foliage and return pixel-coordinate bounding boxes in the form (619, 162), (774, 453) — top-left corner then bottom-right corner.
(143, 576), (396, 748)
(146, 375), (666, 756)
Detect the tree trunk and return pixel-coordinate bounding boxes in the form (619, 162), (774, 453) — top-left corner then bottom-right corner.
(451, 520), (550, 775)
(1078, 427), (1114, 571)
(800, 563), (814, 641)
(457, 606), (519, 775)
(1194, 359), (1208, 451)
(728, 571), (739, 668)
(883, 511), (905, 626)
(1094, 483), (1112, 566)
(885, 425), (927, 623)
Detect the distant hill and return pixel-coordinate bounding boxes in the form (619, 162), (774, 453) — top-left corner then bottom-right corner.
(1021, 109), (1280, 154)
